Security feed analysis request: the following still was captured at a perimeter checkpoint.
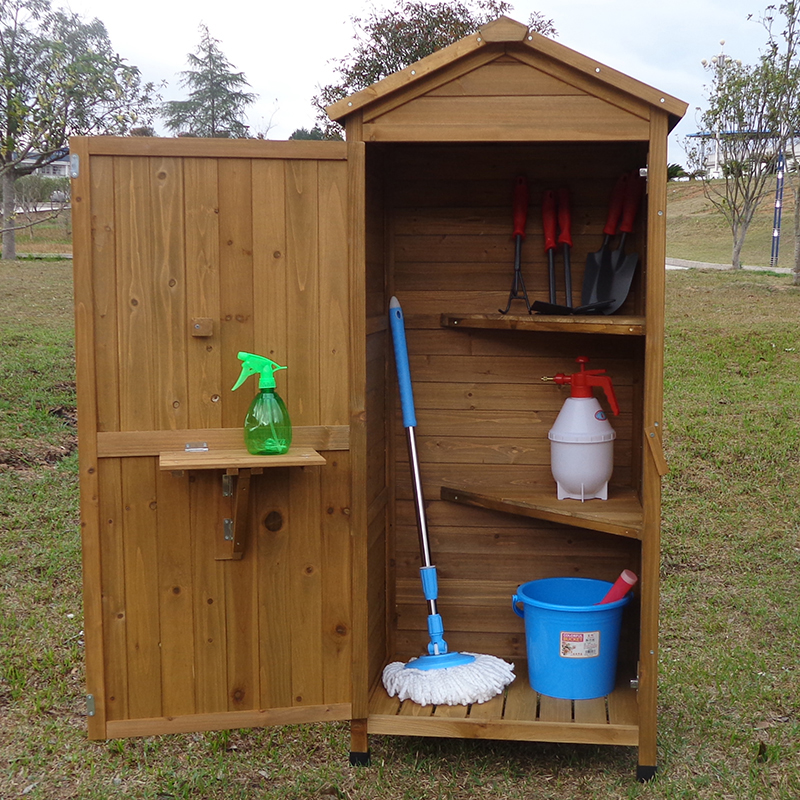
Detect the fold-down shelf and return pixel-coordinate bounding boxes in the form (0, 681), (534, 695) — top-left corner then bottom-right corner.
(440, 483), (643, 539)
(159, 445), (326, 471)
(441, 313), (646, 336)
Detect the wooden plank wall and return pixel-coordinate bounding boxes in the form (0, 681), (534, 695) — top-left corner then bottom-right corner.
(382, 143), (646, 663)
(77, 145), (354, 734)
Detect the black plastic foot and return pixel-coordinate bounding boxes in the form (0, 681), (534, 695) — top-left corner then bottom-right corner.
(637, 765), (657, 783)
(349, 750), (371, 767)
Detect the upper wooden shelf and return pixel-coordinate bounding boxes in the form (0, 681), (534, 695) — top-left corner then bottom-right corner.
(159, 446), (326, 471)
(440, 483), (643, 539)
(441, 313), (646, 336)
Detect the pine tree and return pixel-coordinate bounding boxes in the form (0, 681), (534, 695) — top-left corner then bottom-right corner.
(161, 25), (256, 138)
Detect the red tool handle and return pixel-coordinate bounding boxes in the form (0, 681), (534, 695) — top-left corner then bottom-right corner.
(597, 569), (638, 604)
(512, 176), (529, 239)
(619, 171), (646, 233)
(556, 187), (572, 247)
(602, 173), (629, 236)
(542, 189), (557, 252)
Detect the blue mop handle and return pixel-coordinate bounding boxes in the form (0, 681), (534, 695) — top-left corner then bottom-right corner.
(389, 297), (417, 428)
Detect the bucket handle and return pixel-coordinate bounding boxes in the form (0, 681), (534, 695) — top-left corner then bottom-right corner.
(512, 594), (524, 618)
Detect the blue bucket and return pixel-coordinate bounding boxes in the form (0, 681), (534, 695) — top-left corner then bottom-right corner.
(512, 577), (631, 700)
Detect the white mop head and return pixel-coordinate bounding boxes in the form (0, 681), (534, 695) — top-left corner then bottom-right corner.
(382, 653), (515, 707)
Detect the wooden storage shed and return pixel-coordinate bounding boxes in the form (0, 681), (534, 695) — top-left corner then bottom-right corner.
(73, 16), (686, 780)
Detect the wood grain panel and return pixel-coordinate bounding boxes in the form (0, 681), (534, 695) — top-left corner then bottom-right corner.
(286, 159), (321, 426)
(365, 96), (650, 142)
(121, 457), (161, 718)
(184, 158), (223, 429)
(218, 159), (255, 427)
(252, 159), (288, 368)
(321, 452), (353, 704)
(89, 156), (120, 434)
(428, 60), (585, 97)
(318, 160), (351, 426)
(115, 157), (155, 431)
(191, 471), (229, 712)
(150, 157), (189, 431)
(155, 469), (195, 716)
(98, 458), (127, 722)
(255, 469), (294, 709)
(290, 465), (325, 706)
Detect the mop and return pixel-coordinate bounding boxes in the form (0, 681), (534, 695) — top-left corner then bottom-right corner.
(382, 297), (515, 707)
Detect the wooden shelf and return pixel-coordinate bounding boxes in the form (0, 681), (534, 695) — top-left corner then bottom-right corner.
(159, 446), (326, 471)
(440, 483), (643, 539)
(368, 662), (639, 746)
(441, 313), (646, 336)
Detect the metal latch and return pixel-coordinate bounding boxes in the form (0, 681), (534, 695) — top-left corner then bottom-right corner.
(86, 694), (96, 716)
(185, 442), (209, 453)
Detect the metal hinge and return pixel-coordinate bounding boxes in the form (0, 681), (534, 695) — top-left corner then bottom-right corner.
(70, 154), (80, 179)
(224, 518), (234, 540)
(185, 442), (209, 453)
(86, 694), (96, 716)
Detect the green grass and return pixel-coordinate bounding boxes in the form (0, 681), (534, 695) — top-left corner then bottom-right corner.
(2, 261), (800, 797)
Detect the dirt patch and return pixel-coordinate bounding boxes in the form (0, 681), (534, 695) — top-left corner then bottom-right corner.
(0, 437), (77, 472)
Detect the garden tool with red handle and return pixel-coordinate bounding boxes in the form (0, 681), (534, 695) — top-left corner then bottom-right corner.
(581, 172), (628, 308)
(533, 188), (611, 315)
(499, 176), (532, 314)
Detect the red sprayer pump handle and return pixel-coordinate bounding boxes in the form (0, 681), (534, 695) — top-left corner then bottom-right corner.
(512, 176), (529, 239)
(551, 356), (620, 416)
(597, 569), (638, 605)
(542, 190), (557, 252)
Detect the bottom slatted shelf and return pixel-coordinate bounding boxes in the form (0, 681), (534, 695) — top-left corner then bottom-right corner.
(368, 661), (639, 746)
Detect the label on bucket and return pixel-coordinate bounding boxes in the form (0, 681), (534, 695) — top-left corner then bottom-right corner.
(560, 631), (600, 658)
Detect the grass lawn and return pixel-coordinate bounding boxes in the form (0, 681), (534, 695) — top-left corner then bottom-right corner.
(666, 178), (798, 269)
(1, 260), (799, 798)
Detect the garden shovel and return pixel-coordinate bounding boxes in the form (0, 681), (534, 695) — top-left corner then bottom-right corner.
(599, 171), (646, 315)
(581, 172), (628, 307)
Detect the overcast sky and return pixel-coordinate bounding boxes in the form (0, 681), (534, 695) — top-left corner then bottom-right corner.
(67, 0), (771, 162)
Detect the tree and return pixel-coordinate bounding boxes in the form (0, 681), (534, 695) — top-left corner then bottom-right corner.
(15, 173), (68, 240)
(0, 0), (158, 259)
(313, 0), (557, 138)
(687, 45), (787, 269)
(289, 126), (330, 140)
(161, 25), (256, 138)
(687, 4), (800, 272)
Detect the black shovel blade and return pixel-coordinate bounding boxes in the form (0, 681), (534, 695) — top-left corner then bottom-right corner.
(581, 239), (611, 306)
(601, 253), (639, 315)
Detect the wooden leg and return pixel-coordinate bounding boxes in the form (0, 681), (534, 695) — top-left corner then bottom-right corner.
(349, 718), (370, 766)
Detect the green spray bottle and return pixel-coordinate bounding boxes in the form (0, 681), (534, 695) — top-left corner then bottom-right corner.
(232, 352), (292, 455)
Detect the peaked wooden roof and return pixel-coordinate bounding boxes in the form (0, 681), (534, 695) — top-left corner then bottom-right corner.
(327, 16), (687, 131)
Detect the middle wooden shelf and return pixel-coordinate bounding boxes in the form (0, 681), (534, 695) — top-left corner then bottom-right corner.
(440, 483), (643, 539)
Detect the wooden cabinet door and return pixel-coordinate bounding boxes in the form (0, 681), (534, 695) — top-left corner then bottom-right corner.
(72, 137), (362, 739)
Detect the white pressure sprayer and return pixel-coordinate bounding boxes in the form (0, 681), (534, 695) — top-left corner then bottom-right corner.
(543, 356), (620, 501)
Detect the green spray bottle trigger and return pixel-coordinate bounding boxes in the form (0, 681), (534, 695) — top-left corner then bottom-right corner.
(231, 352), (292, 455)
(232, 352), (287, 391)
